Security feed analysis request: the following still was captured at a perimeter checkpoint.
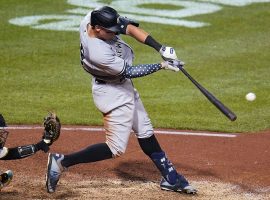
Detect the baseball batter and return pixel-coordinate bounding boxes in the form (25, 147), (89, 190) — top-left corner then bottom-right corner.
(46, 6), (197, 195)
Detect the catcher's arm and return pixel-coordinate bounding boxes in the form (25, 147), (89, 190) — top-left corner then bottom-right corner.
(0, 112), (61, 160)
(1, 140), (49, 160)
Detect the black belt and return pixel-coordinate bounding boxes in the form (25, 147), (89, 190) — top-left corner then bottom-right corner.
(95, 78), (106, 84)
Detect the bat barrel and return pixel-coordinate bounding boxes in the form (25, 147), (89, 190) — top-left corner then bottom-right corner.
(179, 67), (237, 121)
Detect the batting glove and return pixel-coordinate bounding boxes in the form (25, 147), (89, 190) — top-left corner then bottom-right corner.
(161, 60), (184, 72)
(117, 16), (139, 35)
(160, 46), (178, 61)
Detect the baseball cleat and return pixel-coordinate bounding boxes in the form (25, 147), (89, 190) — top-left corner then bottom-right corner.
(46, 153), (64, 193)
(182, 185), (198, 194)
(160, 174), (197, 195)
(0, 170), (13, 190)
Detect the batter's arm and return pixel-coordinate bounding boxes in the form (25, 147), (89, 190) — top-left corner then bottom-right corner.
(126, 25), (175, 60)
(119, 16), (178, 60)
(122, 60), (179, 79)
(126, 25), (163, 52)
(126, 25), (150, 44)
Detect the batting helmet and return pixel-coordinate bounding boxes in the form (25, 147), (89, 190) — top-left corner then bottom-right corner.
(90, 6), (120, 33)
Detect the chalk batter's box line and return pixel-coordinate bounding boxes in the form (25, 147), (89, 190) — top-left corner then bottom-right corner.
(6, 126), (237, 138)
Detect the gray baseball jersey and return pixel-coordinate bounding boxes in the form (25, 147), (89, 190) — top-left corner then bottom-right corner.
(80, 12), (153, 156)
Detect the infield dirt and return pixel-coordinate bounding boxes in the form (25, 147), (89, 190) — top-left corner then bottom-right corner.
(1, 127), (269, 200)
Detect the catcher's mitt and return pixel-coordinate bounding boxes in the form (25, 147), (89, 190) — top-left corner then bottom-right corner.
(43, 112), (61, 145)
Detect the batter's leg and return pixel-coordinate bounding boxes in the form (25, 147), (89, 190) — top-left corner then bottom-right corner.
(133, 92), (197, 194)
(104, 103), (134, 157)
(61, 143), (112, 168)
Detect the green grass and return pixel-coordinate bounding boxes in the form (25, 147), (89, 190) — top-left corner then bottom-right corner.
(0, 1), (269, 133)
(138, 4), (183, 10)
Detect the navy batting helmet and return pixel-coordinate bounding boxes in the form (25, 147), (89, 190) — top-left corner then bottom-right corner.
(90, 6), (120, 33)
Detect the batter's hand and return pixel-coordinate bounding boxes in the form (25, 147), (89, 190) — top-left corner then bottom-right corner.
(161, 60), (184, 72)
(118, 16), (139, 35)
(159, 46), (178, 61)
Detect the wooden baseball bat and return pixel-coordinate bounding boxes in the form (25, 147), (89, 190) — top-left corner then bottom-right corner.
(179, 66), (237, 121)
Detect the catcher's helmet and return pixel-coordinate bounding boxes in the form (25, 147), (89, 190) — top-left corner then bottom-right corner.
(90, 6), (120, 33)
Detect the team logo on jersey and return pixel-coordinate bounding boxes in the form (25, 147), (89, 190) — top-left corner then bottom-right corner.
(115, 42), (123, 58)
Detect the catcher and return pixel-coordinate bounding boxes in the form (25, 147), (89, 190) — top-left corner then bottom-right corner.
(0, 112), (61, 191)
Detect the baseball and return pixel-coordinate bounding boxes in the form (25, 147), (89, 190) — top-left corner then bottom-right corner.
(245, 92), (256, 101)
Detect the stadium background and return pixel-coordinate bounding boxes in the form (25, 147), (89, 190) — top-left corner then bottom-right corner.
(1, 0), (269, 199)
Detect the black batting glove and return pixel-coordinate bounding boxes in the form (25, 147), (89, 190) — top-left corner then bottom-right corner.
(118, 16), (139, 34)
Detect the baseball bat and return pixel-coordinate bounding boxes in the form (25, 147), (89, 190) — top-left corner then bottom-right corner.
(178, 66), (237, 121)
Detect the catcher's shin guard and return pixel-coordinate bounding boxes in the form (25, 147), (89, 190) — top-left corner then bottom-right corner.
(0, 170), (13, 190)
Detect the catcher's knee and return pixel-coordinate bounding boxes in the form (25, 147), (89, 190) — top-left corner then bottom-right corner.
(0, 147), (8, 159)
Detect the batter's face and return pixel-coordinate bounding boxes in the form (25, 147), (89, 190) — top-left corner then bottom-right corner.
(95, 26), (116, 40)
